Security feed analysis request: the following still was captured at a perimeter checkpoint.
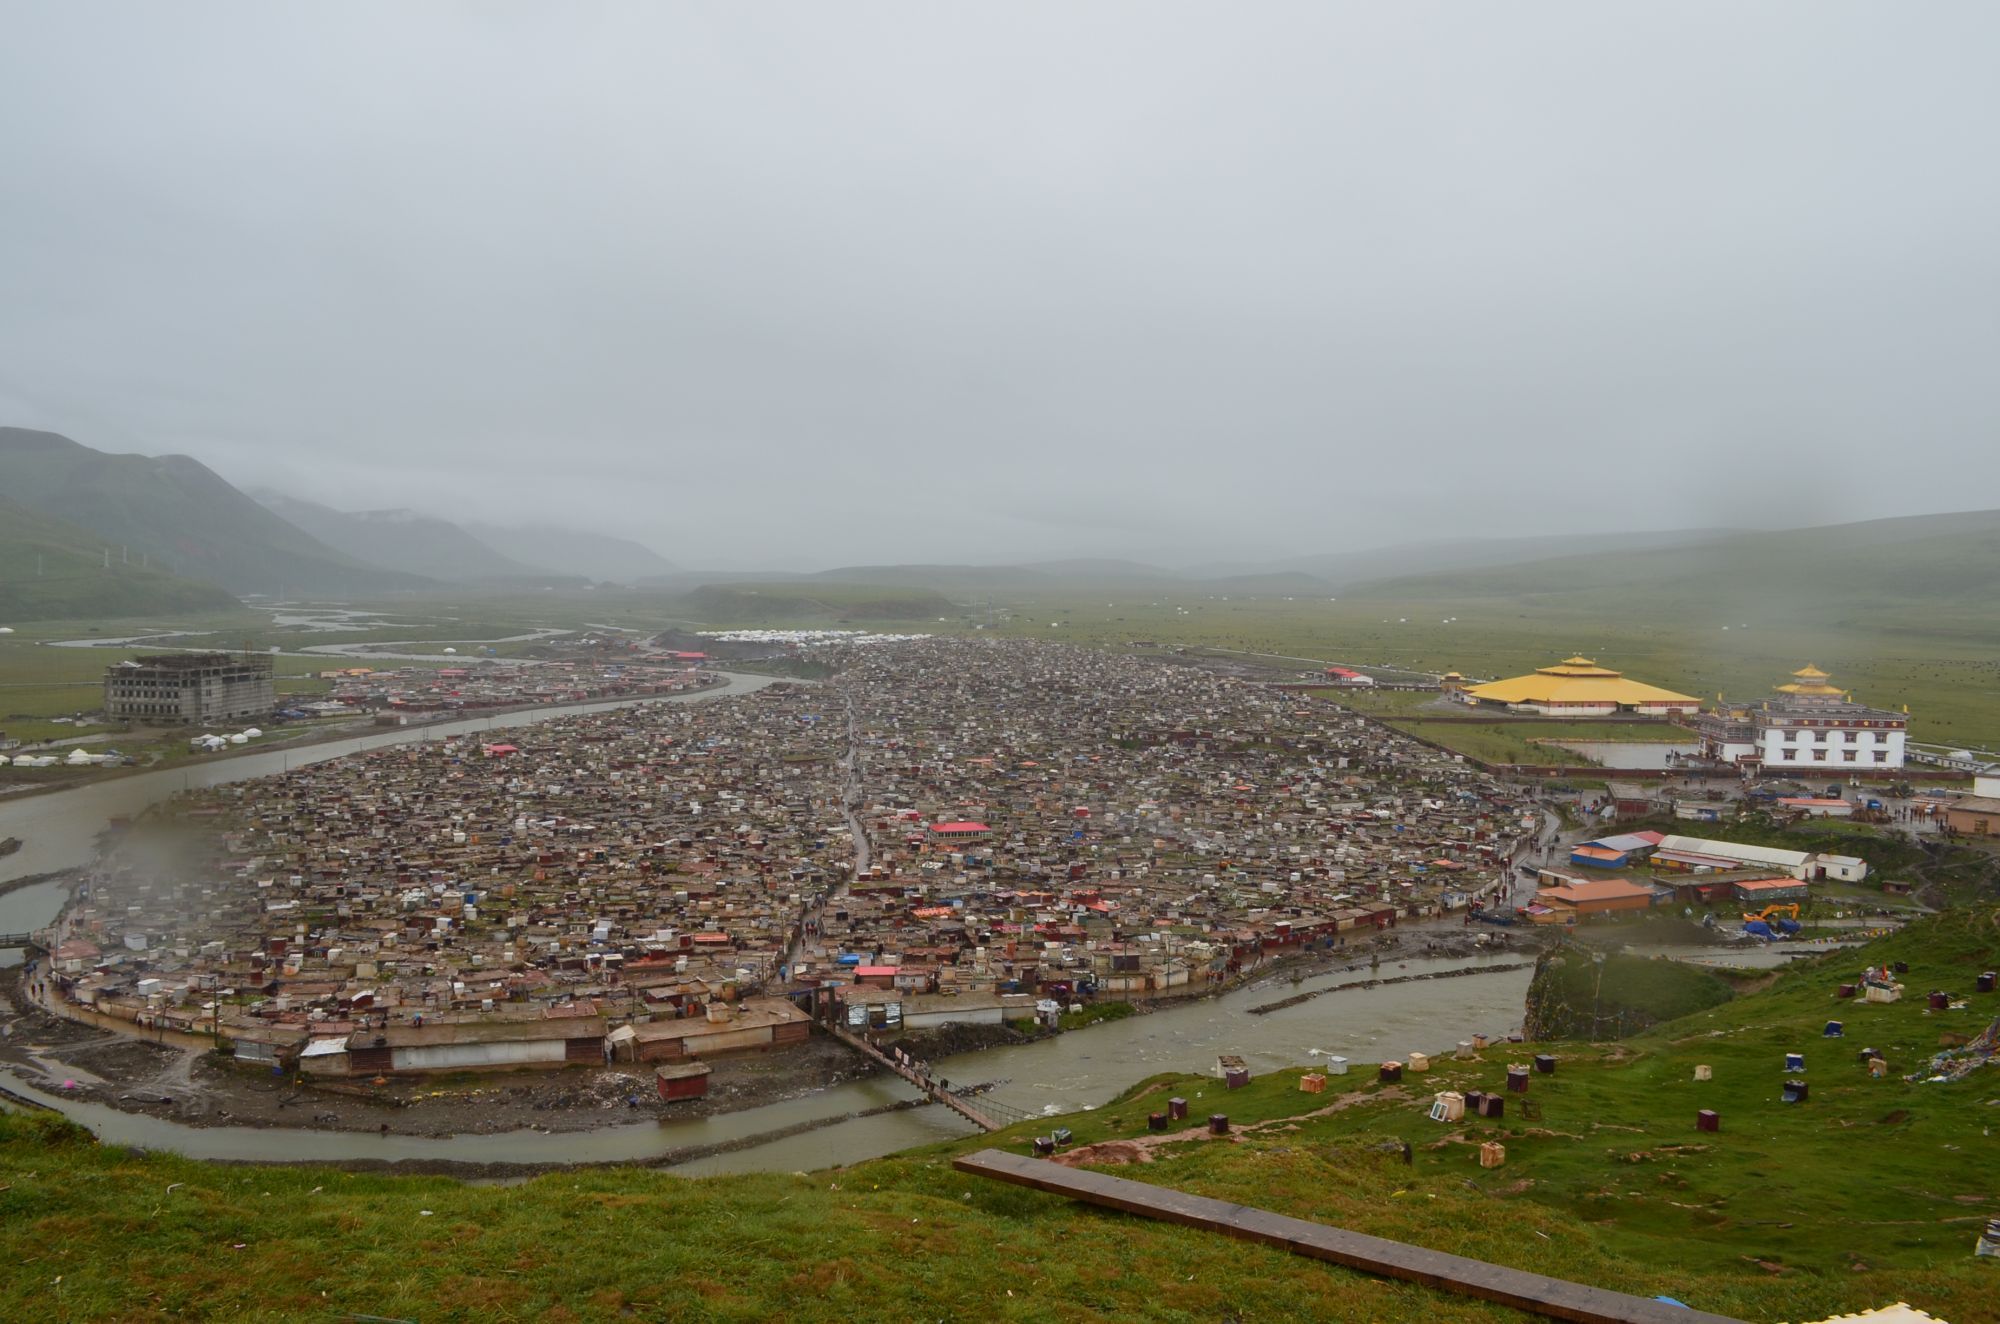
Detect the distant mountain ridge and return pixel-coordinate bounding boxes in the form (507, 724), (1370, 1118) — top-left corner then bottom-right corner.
(254, 491), (563, 584)
(0, 428), (427, 596)
(1189, 528), (1741, 588)
(695, 532), (1742, 596)
(1340, 509), (2000, 627)
(683, 582), (953, 623)
(462, 521), (676, 583)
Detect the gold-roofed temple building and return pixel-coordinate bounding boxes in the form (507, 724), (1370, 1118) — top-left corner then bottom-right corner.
(1691, 665), (1908, 773)
(1457, 657), (1701, 717)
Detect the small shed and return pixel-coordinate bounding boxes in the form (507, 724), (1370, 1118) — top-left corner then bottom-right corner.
(655, 1061), (713, 1103)
(1943, 796), (2000, 837)
(1734, 877), (1810, 904)
(1605, 784), (1656, 819)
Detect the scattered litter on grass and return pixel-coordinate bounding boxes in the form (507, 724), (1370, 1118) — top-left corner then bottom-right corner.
(1908, 1015), (1998, 1084)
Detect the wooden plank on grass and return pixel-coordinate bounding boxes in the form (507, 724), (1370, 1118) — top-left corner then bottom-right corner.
(953, 1148), (1742, 1324)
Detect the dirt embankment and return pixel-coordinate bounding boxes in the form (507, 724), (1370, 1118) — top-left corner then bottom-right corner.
(895, 1021), (1042, 1060)
(0, 868), (80, 901)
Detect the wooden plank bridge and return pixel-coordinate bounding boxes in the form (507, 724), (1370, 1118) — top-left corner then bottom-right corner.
(0, 933), (41, 951)
(955, 1149), (1745, 1324)
(823, 1022), (1036, 1132)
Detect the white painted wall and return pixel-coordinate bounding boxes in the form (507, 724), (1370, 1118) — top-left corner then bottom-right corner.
(1759, 723), (1907, 769)
(397, 1039), (568, 1070)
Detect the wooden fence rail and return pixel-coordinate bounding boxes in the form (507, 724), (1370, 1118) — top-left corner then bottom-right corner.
(954, 1148), (1743, 1324)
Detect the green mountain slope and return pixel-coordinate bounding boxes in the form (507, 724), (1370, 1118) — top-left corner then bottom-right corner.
(0, 428), (429, 596)
(255, 492), (561, 583)
(0, 494), (240, 620)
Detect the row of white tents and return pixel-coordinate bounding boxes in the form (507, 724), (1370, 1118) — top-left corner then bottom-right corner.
(190, 727), (264, 752)
(2, 727), (266, 767)
(1, 747), (113, 767)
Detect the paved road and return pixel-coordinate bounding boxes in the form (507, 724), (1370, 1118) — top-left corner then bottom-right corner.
(779, 682), (869, 977)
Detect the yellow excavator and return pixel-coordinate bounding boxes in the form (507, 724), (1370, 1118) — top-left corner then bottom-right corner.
(1741, 902), (1802, 937)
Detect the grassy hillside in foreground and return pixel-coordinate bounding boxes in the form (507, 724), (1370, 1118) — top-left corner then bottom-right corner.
(4, 911), (1998, 1322)
(0, 495), (240, 620)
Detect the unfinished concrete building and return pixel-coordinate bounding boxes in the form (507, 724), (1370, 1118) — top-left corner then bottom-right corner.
(104, 652), (275, 725)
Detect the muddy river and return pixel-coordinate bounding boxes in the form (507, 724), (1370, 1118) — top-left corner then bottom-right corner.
(4, 950), (1532, 1174)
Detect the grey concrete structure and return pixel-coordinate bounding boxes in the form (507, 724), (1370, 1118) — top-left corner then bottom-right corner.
(104, 652), (274, 726)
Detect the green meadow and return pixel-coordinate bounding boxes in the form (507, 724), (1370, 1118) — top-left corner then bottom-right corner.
(983, 589), (2000, 749)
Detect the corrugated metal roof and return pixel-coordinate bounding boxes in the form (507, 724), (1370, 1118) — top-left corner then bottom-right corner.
(1657, 834), (1810, 868)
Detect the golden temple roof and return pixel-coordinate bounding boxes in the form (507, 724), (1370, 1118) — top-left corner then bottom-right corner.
(1776, 663), (1843, 697)
(1464, 657), (1698, 707)
(1533, 657), (1624, 678)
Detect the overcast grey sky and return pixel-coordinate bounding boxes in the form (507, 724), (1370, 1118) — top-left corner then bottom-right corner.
(3, 3), (1997, 568)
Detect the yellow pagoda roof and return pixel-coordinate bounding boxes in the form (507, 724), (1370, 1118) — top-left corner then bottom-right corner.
(1533, 657), (1623, 678)
(1463, 657), (1698, 707)
(1776, 663), (1843, 696)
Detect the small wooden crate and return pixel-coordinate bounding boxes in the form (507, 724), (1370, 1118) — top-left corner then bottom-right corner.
(1299, 1072), (1326, 1094)
(1478, 1141), (1506, 1168)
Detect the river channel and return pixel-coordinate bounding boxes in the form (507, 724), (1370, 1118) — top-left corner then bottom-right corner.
(3, 950), (1533, 1175)
(1, 669), (1538, 1175)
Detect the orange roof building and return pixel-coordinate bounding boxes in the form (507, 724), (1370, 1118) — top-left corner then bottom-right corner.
(1530, 877), (1659, 922)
